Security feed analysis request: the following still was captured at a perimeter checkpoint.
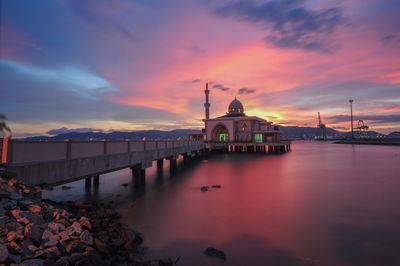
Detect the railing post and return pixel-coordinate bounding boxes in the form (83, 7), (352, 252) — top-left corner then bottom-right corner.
(104, 141), (107, 155)
(1, 136), (11, 164)
(66, 140), (72, 160)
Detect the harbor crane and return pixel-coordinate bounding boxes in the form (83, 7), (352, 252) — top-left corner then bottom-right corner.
(315, 112), (327, 140)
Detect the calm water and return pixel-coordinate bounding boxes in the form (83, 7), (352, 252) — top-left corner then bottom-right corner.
(43, 142), (400, 266)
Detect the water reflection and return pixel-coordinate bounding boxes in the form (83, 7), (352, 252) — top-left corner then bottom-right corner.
(43, 142), (400, 265)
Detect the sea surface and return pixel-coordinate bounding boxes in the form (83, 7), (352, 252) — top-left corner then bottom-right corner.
(43, 141), (400, 266)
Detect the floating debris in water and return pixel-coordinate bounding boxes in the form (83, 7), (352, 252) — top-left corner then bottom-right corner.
(200, 186), (209, 192)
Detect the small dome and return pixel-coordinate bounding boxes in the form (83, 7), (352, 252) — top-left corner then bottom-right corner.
(228, 98), (244, 114)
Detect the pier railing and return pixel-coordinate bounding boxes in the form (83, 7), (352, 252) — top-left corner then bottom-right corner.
(2, 139), (204, 164)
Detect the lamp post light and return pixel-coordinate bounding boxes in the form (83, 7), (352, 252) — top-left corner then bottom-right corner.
(349, 99), (354, 139)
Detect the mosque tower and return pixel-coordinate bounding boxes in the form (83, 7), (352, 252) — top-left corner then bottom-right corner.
(204, 83), (210, 119)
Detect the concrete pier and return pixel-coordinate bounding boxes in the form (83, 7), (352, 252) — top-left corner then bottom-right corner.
(3, 140), (204, 186)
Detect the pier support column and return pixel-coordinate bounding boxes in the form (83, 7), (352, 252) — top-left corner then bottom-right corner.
(85, 177), (92, 188)
(132, 165), (146, 187)
(183, 153), (191, 164)
(93, 175), (99, 187)
(168, 156), (177, 173)
(157, 159), (164, 171)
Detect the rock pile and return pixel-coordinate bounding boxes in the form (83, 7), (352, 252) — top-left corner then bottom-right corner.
(0, 175), (153, 265)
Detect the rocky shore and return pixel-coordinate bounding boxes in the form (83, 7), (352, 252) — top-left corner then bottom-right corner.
(0, 174), (166, 266)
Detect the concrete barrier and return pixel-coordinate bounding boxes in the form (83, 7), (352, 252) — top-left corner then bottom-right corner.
(107, 142), (128, 155)
(157, 141), (166, 149)
(129, 141), (144, 152)
(167, 141), (173, 148)
(71, 142), (104, 159)
(12, 141), (67, 164)
(145, 141), (157, 150)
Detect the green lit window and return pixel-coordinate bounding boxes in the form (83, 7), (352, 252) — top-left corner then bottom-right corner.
(254, 133), (263, 143)
(218, 133), (228, 142)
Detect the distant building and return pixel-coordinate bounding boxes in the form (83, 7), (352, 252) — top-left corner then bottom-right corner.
(203, 84), (281, 143)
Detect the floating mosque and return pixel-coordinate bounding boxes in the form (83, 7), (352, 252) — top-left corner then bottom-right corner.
(199, 83), (291, 153)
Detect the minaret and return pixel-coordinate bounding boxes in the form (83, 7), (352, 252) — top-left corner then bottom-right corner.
(204, 82), (210, 119)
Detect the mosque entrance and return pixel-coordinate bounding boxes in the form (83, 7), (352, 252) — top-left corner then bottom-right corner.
(212, 124), (229, 142)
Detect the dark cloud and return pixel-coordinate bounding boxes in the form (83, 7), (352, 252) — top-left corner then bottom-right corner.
(213, 83), (230, 91)
(238, 87), (256, 94)
(328, 115), (400, 124)
(213, 0), (344, 52)
(192, 79), (201, 83)
(381, 34), (396, 44)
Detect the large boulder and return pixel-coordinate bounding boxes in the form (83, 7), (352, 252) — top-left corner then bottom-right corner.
(28, 204), (42, 215)
(71, 221), (82, 235)
(43, 240), (58, 248)
(41, 229), (53, 241)
(25, 223), (44, 245)
(80, 230), (93, 246)
(204, 247), (227, 261)
(79, 216), (92, 230)
(47, 222), (65, 234)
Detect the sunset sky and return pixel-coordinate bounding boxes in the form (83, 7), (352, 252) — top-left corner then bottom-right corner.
(1, 0), (399, 136)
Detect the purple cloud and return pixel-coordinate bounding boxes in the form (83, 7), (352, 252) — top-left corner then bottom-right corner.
(238, 87), (256, 95)
(214, 0), (344, 53)
(213, 83), (230, 91)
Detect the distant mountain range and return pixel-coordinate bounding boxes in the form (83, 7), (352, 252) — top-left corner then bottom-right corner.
(24, 129), (203, 141)
(22, 126), (388, 141)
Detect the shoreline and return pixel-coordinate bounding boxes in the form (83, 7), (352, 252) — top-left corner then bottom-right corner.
(0, 174), (176, 265)
(334, 139), (400, 146)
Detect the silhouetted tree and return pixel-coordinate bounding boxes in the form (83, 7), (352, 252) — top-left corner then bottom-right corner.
(0, 114), (11, 135)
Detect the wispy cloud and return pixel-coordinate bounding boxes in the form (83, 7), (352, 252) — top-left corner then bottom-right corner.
(213, 83), (230, 91)
(381, 34), (397, 44)
(238, 87), (256, 94)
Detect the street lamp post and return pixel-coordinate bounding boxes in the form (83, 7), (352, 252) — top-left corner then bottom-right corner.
(349, 99), (354, 139)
